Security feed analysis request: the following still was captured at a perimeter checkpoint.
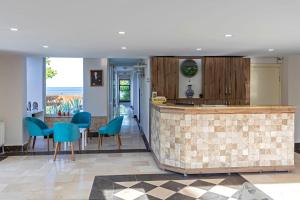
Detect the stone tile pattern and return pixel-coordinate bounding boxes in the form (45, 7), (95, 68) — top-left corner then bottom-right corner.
(45, 116), (107, 132)
(90, 173), (250, 200)
(151, 109), (294, 169)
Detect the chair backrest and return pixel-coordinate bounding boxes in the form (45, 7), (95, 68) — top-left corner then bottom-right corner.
(28, 117), (48, 129)
(53, 122), (80, 142)
(106, 116), (124, 135)
(71, 112), (91, 125)
(24, 117), (43, 136)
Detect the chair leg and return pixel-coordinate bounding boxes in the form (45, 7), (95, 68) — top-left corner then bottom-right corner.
(53, 142), (59, 161)
(32, 136), (36, 149)
(52, 134), (55, 148)
(118, 134), (122, 146)
(70, 143), (75, 161)
(58, 142), (61, 151)
(115, 135), (120, 150)
(27, 136), (32, 151)
(98, 135), (100, 150)
(78, 139), (81, 152)
(88, 128), (91, 142)
(47, 135), (50, 152)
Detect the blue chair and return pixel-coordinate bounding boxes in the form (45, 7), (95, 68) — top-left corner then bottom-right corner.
(98, 116), (124, 149)
(53, 122), (81, 161)
(24, 117), (54, 151)
(71, 112), (92, 140)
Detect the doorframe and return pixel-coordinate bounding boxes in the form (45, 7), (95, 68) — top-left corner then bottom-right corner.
(250, 63), (282, 105)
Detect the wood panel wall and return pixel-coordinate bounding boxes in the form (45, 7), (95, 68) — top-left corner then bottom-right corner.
(151, 56), (250, 105)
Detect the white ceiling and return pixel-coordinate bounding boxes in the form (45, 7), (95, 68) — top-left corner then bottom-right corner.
(1, 0), (300, 57)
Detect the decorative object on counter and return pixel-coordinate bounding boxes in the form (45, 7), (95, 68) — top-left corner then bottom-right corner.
(180, 59), (198, 77)
(152, 96), (167, 105)
(185, 84), (194, 98)
(90, 69), (103, 86)
(32, 101), (38, 110)
(27, 101), (31, 111)
(199, 93), (203, 98)
(151, 91), (157, 99)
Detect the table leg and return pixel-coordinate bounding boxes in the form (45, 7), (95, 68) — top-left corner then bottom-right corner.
(64, 142), (67, 151)
(81, 131), (85, 150)
(84, 129), (87, 147)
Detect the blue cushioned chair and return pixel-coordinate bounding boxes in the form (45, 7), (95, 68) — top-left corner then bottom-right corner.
(24, 117), (54, 151)
(98, 116), (124, 149)
(71, 112), (92, 140)
(53, 122), (81, 161)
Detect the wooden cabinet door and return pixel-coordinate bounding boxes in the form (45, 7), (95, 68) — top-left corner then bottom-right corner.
(151, 57), (179, 99)
(225, 57), (238, 100)
(164, 57), (179, 99)
(151, 57), (159, 93)
(235, 58), (250, 104)
(203, 57), (226, 101)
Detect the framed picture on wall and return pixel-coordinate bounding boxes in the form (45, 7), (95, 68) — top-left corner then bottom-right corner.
(90, 70), (103, 86)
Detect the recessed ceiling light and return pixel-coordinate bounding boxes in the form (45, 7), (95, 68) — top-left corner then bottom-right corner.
(225, 34), (233, 38)
(121, 46), (127, 50)
(118, 31), (126, 35)
(10, 27), (18, 32)
(268, 48), (275, 52)
(42, 45), (49, 48)
(196, 48), (202, 51)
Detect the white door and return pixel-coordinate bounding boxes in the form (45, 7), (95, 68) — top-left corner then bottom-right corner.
(250, 64), (281, 105)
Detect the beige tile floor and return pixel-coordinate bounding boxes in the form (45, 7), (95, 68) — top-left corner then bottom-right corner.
(0, 153), (165, 200)
(0, 153), (300, 200)
(241, 153), (300, 200)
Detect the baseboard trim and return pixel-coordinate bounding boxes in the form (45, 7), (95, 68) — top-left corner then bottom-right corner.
(2, 144), (28, 153)
(151, 151), (294, 175)
(4, 149), (150, 156)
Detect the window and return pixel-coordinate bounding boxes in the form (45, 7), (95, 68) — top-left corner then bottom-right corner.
(46, 57), (83, 115)
(119, 79), (130, 102)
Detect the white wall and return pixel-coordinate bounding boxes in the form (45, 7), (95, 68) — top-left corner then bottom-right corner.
(26, 57), (44, 110)
(139, 59), (151, 141)
(83, 58), (108, 116)
(132, 72), (139, 117)
(282, 55), (300, 142)
(0, 53), (27, 146)
(178, 59), (202, 98)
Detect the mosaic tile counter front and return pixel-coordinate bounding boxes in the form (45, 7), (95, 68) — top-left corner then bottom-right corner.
(151, 104), (296, 174)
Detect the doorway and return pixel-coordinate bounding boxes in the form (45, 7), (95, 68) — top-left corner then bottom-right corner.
(250, 64), (281, 105)
(119, 79), (131, 102)
(107, 58), (148, 150)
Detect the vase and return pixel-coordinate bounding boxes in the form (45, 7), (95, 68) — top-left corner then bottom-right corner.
(185, 85), (194, 98)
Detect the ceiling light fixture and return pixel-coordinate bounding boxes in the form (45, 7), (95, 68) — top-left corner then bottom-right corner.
(10, 27), (18, 32)
(118, 31), (126, 35)
(225, 34), (233, 38)
(268, 48), (275, 52)
(42, 45), (49, 48)
(121, 46), (127, 50)
(196, 48), (202, 51)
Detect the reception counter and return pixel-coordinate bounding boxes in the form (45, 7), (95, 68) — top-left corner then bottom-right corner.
(150, 103), (296, 174)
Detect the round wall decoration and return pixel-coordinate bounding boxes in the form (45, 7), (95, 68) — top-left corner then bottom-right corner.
(180, 59), (198, 77)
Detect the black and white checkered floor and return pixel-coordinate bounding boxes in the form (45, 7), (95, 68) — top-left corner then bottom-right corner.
(89, 173), (272, 200)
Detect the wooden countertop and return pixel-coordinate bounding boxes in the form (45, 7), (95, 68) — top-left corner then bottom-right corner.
(151, 103), (296, 114)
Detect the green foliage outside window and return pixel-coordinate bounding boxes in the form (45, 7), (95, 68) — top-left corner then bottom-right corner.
(119, 79), (130, 102)
(46, 58), (58, 79)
